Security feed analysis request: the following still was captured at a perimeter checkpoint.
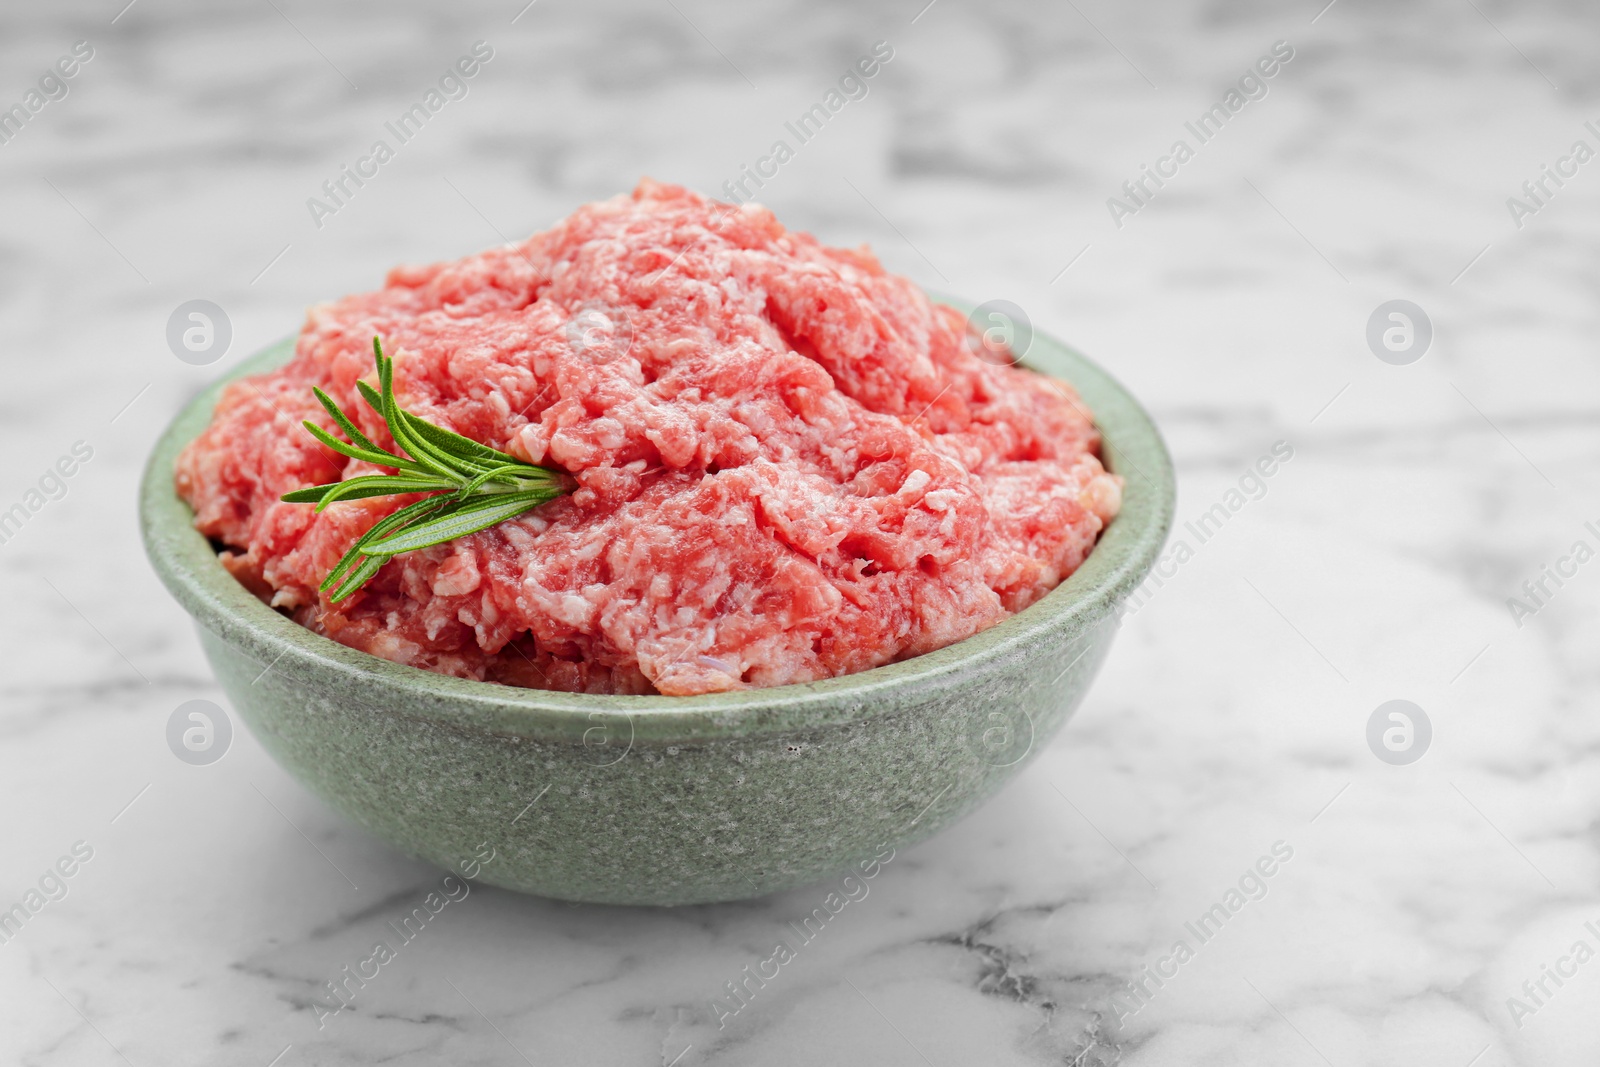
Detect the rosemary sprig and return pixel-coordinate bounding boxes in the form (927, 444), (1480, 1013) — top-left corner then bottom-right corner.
(281, 337), (568, 602)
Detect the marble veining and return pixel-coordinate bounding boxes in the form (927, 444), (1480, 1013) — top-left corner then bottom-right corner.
(2, 0), (1598, 1063)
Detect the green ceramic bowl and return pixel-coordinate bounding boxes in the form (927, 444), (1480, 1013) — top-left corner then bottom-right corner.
(140, 313), (1173, 906)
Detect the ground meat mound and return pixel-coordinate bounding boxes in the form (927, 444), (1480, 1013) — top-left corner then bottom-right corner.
(176, 180), (1121, 696)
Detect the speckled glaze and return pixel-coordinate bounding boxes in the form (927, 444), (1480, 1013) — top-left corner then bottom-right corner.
(140, 311), (1174, 905)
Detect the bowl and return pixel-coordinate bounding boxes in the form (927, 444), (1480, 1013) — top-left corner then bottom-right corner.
(140, 308), (1174, 905)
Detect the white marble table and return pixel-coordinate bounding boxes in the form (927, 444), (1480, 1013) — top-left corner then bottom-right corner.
(2, 0), (1597, 1063)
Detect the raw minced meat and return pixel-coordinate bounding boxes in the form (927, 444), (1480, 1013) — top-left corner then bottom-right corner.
(176, 180), (1121, 696)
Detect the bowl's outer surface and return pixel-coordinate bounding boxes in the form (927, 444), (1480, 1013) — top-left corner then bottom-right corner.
(141, 315), (1174, 905)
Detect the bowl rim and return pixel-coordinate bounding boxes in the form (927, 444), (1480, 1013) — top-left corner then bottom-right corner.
(140, 298), (1174, 743)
